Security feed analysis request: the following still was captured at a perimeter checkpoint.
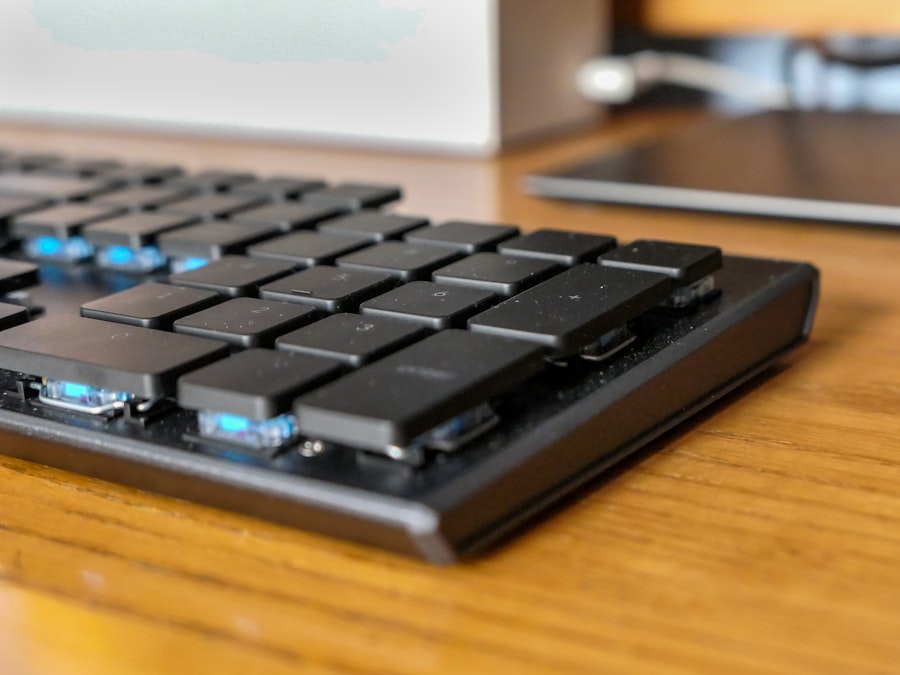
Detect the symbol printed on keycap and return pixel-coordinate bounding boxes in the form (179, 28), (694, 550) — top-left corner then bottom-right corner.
(110, 332), (131, 341)
(356, 323), (375, 332)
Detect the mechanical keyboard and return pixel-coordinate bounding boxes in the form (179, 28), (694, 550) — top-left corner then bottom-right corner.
(0, 151), (819, 563)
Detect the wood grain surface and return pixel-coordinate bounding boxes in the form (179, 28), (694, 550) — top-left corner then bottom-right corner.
(0, 111), (898, 674)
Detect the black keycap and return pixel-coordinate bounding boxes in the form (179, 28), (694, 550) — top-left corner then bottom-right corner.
(0, 259), (40, 295)
(247, 231), (370, 267)
(232, 176), (327, 200)
(1, 153), (64, 171)
(276, 313), (428, 367)
(318, 211), (426, 242)
(230, 203), (342, 232)
(404, 220), (519, 253)
(34, 158), (123, 178)
(0, 173), (113, 201)
(81, 282), (221, 329)
(598, 240), (723, 285)
(82, 212), (198, 249)
(158, 221), (281, 261)
(498, 229), (617, 265)
(259, 266), (395, 312)
(11, 203), (124, 239)
(96, 185), (197, 211)
(336, 242), (461, 281)
(160, 193), (268, 220)
(294, 329), (545, 450)
(0, 315), (228, 398)
(360, 281), (495, 330)
(432, 252), (560, 296)
(303, 183), (401, 210)
(165, 170), (257, 193)
(0, 195), (49, 224)
(173, 297), (317, 349)
(468, 264), (672, 356)
(100, 163), (184, 186)
(178, 348), (342, 420)
(0, 303), (29, 330)
(169, 256), (296, 297)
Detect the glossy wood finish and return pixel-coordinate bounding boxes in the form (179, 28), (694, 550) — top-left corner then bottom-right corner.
(1, 112), (899, 674)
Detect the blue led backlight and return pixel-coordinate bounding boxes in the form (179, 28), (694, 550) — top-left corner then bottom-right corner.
(197, 410), (298, 449)
(97, 244), (167, 272)
(171, 257), (209, 273)
(25, 235), (94, 262)
(40, 378), (133, 414)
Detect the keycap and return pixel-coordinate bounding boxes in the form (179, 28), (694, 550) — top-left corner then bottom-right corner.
(498, 229), (617, 265)
(0, 173), (113, 201)
(165, 170), (257, 193)
(404, 220), (520, 253)
(0, 303), (29, 330)
(336, 242), (461, 281)
(294, 329), (545, 451)
(11, 203), (125, 239)
(318, 212), (427, 242)
(360, 281), (495, 329)
(432, 252), (561, 296)
(173, 297), (318, 349)
(157, 221), (281, 261)
(0, 195), (49, 224)
(303, 183), (401, 210)
(35, 158), (123, 178)
(275, 313), (428, 367)
(160, 193), (268, 220)
(231, 176), (327, 200)
(247, 231), (370, 267)
(230, 203), (342, 231)
(598, 240), (723, 285)
(96, 185), (198, 211)
(99, 163), (184, 186)
(178, 348), (342, 420)
(169, 256), (296, 298)
(0, 315), (229, 398)
(81, 282), (222, 329)
(82, 212), (198, 249)
(468, 264), (672, 356)
(0, 259), (40, 295)
(259, 266), (395, 312)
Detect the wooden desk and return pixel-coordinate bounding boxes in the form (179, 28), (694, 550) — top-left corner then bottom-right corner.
(0, 112), (898, 675)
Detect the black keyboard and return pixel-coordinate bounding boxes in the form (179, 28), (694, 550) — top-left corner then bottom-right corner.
(0, 152), (819, 563)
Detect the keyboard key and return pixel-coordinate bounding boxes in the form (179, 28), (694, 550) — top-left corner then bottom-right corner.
(0, 195), (49, 224)
(81, 282), (221, 329)
(178, 348), (342, 420)
(100, 163), (184, 186)
(259, 266), (395, 312)
(598, 239), (723, 285)
(165, 170), (257, 193)
(232, 176), (327, 200)
(0, 259), (40, 295)
(230, 202), (342, 232)
(303, 183), (401, 210)
(360, 281), (495, 330)
(247, 231), (370, 267)
(0, 315), (228, 398)
(0, 302), (29, 330)
(173, 297), (318, 349)
(294, 329), (545, 451)
(83, 212), (198, 249)
(160, 193), (268, 220)
(157, 221), (281, 264)
(169, 256), (296, 297)
(0, 173), (113, 201)
(275, 313), (428, 367)
(336, 242), (461, 281)
(34, 158), (123, 178)
(404, 220), (519, 253)
(468, 264), (672, 356)
(11, 203), (125, 239)
(318, 211), (426, 242)
(96, 185), (198, 211)
(498, 229), (617, 265)
(432, 252), (560, 296)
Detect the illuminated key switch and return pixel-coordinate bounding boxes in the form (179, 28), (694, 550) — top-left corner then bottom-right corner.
(12, 203), (125, 262)
(83, 212), (199, 272)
